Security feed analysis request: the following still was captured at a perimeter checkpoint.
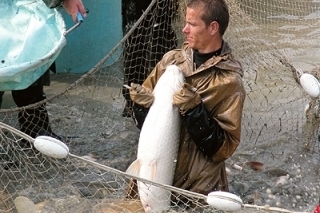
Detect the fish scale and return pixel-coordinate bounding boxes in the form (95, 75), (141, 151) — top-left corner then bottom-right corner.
(127, 65), (185, 213)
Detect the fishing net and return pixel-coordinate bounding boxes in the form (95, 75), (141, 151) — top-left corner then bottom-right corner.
(1, 0), (320, 212)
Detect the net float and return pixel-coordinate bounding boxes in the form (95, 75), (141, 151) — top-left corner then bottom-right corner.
(206, 191), (243, 211)
(33, 136), (69, 159)
(299, 72), (320, 98)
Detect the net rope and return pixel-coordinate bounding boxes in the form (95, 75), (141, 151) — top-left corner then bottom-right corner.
(0, 0), (320, 212)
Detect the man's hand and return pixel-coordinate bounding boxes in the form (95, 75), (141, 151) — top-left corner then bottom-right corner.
(173, 83), (201, 114)
(129, 83), (154, 108)
(63, 0), (87, 22)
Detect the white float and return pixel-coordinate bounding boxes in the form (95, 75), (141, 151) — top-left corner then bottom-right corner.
(206, 191), (243, 212)
(299, 73), (320, 98)
(33, 136), (69, 159)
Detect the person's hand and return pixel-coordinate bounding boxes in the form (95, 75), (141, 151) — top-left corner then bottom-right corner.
(173, 83), (201, 114)
(129, 83), (154, 108)
(63, 0), (87, 22)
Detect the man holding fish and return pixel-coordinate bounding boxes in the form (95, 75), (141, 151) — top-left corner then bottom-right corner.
(127, 0), (246, 207)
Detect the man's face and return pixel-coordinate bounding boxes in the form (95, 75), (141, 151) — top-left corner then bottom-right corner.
(182, 6), (215, 53)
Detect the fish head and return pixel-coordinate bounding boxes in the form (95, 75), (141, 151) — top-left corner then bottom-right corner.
(165, 65), (185, 90)
(139, 183), (171, 213)
(153, 65), (185, 96)
(142, 203), (153, 213)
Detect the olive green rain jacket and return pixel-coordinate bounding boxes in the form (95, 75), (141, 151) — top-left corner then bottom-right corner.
(142, 41), (246, 195)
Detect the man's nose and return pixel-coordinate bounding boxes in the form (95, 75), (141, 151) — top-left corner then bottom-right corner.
(182, 25), (188, 34)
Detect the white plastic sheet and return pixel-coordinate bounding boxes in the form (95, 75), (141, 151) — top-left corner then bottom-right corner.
(0, 0), (66, 91)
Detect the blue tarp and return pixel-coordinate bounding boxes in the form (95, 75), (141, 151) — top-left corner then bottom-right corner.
(0, 0), (66, 91)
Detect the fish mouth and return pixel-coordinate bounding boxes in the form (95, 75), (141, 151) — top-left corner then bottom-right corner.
(143, 205), (152, 213)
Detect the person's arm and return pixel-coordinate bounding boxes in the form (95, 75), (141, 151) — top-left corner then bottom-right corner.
(182, 103), (225, 158)
(209, 91), (245, 162)
(132, 104), (150, 129)
(173, 83), (225, 158)
(63, 0), (87, 22)
(130, 56), (170, 129)
(129, 83), (154, 129)
(173, 76), (245, 162)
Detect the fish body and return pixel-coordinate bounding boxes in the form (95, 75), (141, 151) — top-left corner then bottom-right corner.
(127, 65), (184, 213)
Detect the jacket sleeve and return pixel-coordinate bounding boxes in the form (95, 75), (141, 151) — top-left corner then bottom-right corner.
(130, 49), (182, 130)
(192, 71), (246, 163)
(183, 102), (225, 158)
(131, 53), (174, 129)
(210, 91), (245, 163)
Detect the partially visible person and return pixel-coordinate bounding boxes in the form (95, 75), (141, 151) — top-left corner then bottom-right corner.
(121, 0), (179, 117)
(314, 202), (320, 213)
(127, 0), (246, 204)
(0, 0), (86, 140)
(62, 0), (87, 22)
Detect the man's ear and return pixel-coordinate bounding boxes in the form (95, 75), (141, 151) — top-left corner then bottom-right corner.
(210, 21), (219, 35)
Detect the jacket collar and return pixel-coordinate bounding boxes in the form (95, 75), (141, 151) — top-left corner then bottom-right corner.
(180, 41), (244, 77)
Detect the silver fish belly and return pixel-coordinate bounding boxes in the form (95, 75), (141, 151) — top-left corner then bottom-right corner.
(127, 65), (185, 213)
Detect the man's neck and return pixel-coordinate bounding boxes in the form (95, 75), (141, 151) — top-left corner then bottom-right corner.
(197, 38), (223, 54)
(193, 41), (223, 68)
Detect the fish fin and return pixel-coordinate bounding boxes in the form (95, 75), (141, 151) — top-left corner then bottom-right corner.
(126, 159), (141, 177)
(150, 160), (157, 181)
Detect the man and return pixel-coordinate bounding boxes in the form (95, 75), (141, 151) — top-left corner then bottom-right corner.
(128, 0), (246, 200)
(0, 0), (87, 140)
(121, 0), (178, 117)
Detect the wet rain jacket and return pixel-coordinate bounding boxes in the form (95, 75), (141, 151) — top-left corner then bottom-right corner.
(135, 41), (245, 196)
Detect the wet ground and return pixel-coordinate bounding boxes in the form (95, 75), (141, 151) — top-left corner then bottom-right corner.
(2, 71), (319, 213)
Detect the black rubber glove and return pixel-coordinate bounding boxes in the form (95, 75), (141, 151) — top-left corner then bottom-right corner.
(183, 103), (225, 158)
(132, 104), (150, 130)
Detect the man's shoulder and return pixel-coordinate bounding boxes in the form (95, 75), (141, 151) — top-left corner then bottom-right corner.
(161, 49), (184, 63)
(162, 42), (190, 61)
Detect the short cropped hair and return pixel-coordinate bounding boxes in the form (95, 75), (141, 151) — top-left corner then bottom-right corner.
(187, 0), (229, 36)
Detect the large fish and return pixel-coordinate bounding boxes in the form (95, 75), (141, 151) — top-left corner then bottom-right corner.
(126, 65), (185, 213)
